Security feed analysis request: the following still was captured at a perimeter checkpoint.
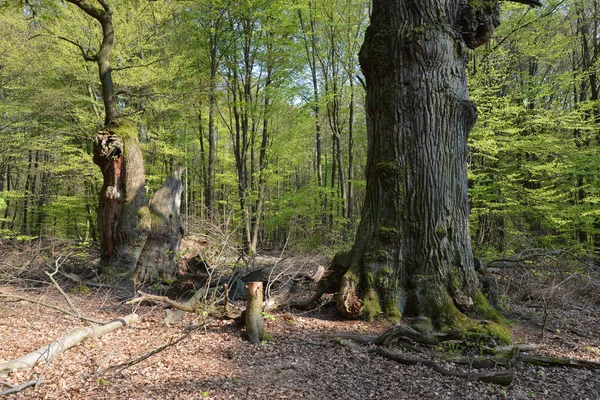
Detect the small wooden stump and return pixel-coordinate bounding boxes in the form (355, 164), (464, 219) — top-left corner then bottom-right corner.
(245, 281), (266, 343)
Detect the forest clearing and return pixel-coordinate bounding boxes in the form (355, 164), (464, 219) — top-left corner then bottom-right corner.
(0, 245), (599, 399)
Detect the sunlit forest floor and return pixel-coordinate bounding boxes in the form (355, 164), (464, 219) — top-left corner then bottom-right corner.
(0, 244), (599, 399)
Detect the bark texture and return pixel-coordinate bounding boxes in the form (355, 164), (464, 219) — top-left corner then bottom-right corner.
(245, 282), (266, 343)
(133, 164), (185, 284)
(93, 118), (150, 275)
(330, 1), (502, 326)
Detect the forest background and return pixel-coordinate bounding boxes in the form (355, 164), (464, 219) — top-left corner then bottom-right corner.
(1, 0), (598, 262)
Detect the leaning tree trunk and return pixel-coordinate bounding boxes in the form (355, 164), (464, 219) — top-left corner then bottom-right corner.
(133, 164), (185, 285)
(326, 0), (522, 328)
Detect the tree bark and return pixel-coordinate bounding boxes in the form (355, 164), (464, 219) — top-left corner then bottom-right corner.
(94, 119), (149, 275)
(327, 0), (524, 327)
(62, 1), (153, 277)
(133, 164), (185, 285)
(245, 281), (266, 343)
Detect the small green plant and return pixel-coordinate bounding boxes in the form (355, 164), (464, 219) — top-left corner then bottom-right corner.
(97, 378), (109, 387)
(261, 311), (276, 321)
(201, 391), (210, 397)
(499, 389), (507, 397)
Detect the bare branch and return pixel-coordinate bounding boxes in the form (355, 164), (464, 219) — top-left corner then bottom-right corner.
(0, 379), (45, 396)
(0, 293), (105, 325)
(45, 253), (84, 319)
(30, 33), (96, 62)
(112, 58), (168, 72)
(503, 0), (543, 6)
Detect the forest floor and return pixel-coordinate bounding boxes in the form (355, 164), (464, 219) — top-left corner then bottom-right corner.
(0, 253), (599, 399)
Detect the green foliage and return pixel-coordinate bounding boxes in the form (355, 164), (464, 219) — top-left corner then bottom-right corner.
(468, 0), (600, 259)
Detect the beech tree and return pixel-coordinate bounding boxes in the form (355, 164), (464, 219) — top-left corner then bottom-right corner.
(323, 0), (542, 327)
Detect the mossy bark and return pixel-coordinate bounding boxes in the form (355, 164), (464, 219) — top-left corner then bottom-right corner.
(94, 118), (150, 276)
(326, 1), (506, 331)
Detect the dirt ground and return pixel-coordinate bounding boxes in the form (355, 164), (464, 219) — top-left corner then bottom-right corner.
(0, 255), (599, 400)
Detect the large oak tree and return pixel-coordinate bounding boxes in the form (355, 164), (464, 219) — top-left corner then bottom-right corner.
(323, 0), (541, 328)
(61, 0), (183, 281)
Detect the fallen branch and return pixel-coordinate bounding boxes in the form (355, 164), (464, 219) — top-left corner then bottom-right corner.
(0, 379), (44, 396)
(95, 321), (207, 377)
(127, 289), (206, 313)
(0, 313), (138, 376)
(0, 293), (105, 324)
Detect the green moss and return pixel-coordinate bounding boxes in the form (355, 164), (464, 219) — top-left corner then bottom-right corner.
(473, 290), (506, 324)
(449, 267), (462, 292)
(106, 118), (139, 142)
(480, 322), (511, 345)
(361, 288), (382, 321)
(433, 299), (471, 331)
(378, 226), (398, 243)
(137, 206), (152, 231)
(411, 316), (433, 333)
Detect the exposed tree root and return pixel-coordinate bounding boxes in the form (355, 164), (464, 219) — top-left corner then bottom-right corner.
(319, 324), (600, 387)
(0, 313), (138, 376)
(319, 324), (463, 346)
(369, 347), (515, 385)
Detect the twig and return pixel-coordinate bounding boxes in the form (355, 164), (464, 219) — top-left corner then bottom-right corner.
(0, 379), (45, 396)
(0, 294), (105, 325)
(95, 322), (207, 377)
(45, 253), (81, 317)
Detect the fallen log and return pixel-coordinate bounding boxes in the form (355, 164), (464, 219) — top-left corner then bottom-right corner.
(0, 313), (138, 376)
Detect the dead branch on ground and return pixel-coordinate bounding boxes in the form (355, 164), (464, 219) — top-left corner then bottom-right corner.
(0, 379), (45, 396)
(0, 313), (138, 376)
(0, 293), (105, 324)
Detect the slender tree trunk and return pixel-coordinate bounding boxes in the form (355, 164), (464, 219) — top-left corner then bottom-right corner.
(206, 62), (217, 218)
(347, 77), (354, 230)
(327, 0), (510, 327)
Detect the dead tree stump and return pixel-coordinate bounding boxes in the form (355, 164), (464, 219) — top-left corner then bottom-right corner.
(245, 282), (266, 343)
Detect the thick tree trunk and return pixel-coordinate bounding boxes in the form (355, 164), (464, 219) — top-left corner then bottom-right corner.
(330, 1), (504, 327)
(94, 118), (150, 275)
(133, 164), (185, 285)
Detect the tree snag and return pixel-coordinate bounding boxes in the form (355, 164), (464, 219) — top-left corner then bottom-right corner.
(322, 0), (541, 336)
(93, 118), (149, 276)
(134, 163), (185, 285)
(245, 282), (266, 343)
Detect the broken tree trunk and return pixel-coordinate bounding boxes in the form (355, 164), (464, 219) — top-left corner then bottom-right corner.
(133, 163), (185, 285)
(245, 282), (266, 343)
(0, 314), (139, 376)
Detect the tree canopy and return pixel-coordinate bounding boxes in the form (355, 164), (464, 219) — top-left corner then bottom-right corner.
(0, 0), (599, 263)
